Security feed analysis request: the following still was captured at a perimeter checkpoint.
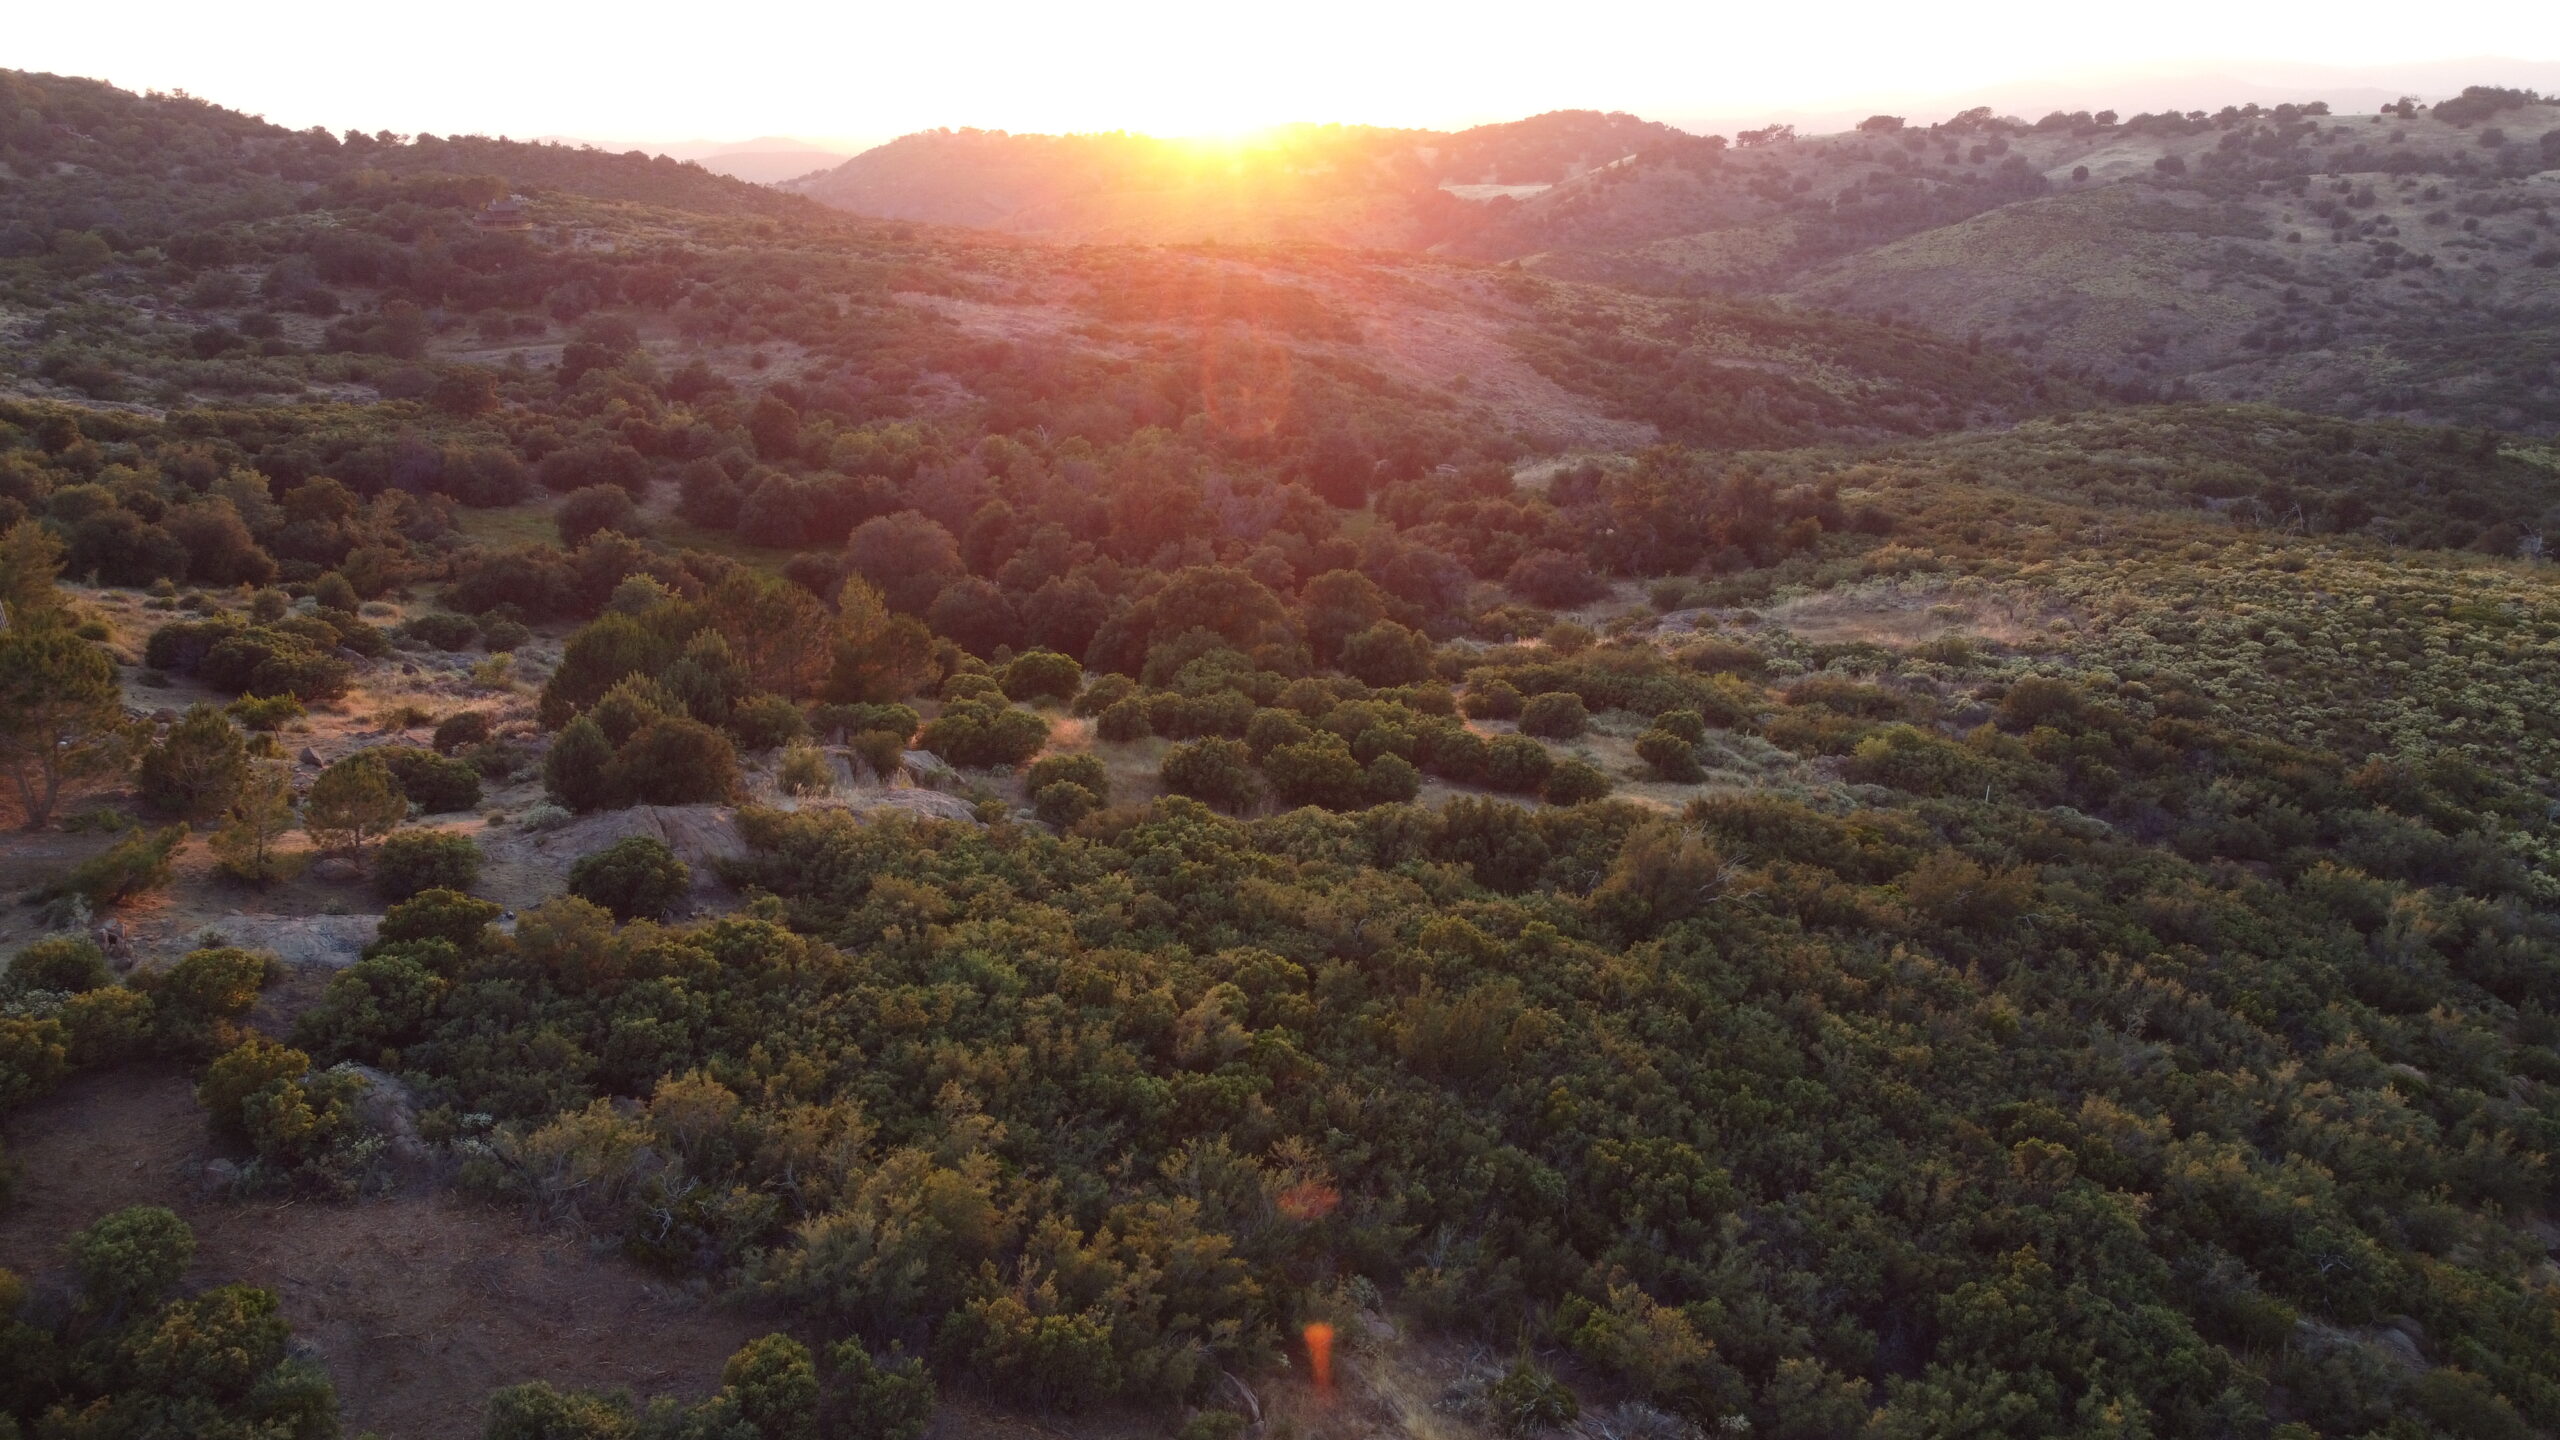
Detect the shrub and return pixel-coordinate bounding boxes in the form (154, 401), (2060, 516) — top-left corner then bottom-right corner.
(1518, 692), (1590, 739)
(849, 729), (908, 780)
(305, 753), (408, 852)
(608, 718), (741, 804)
(152, 945), (278, 1028)
(1001, 649), (1084, 704)
(1487, 1358), (1579, 1435)
(401, 611), (480, 652)
(557, 484), (641, 546)
(138, 705), (250, 819)
(778, 742), (835, 796)
(71, 1205), (196, 1312)
(543, 715), (620, 812)
(1543, 758), (1613, 805)
(41, 825), (187, 908)
(729, 693), (808, 751)
(1025, 753), (1109, 804)
(226, 693), (305, 731)
(1366, 751), (1423, 805)
(1636, 728), (1705, 782)
(919, 699), (1049, 769)
(1266, 734), (1367, 809)
(197, 1035), (311, 1142)
(432, 710), (493, 754)
(1506, 548), (1607, 607)
(815, 703), (919, 743)
(374, 829), (482, 901)
(1463, 679), (1524, 720)
(1340, 621), (1433, 687)
(1034, 782), (1101, 828)
(480, 615), (533, 652)
(11, 935), (112, 992)
(376, 745), (482, 813)
(60, 985), (155, 1064)
(1161, 738), (1263, 811)
(1096, 697), (1153, 741)
(1653, 709), (1708, 743)
(569, 836), (692, 921)
(1072, 673), (1137, 717)
(1483, 735), (1556, 793)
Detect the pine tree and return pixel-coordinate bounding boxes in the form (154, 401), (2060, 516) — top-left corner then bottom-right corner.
(209, 761), (298, 885)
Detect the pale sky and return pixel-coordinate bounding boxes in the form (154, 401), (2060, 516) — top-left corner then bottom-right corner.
(15, 0), (2560, 150)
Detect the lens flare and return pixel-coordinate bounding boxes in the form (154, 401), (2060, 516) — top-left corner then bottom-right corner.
(1304, 1321), (1336, 1393)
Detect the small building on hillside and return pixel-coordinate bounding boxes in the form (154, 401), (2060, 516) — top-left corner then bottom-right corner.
(474, 194), (532, 230)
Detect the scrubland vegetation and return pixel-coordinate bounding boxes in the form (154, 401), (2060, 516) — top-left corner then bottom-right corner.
(0, 65), (2557, 1440)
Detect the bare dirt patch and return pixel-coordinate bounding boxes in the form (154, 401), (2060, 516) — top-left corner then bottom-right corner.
(0, 1067), (768, 1440)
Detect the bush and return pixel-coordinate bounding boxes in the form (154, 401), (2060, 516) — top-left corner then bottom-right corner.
(41, 825), (187, 909)
(1340, 621), (1432, 687)
(71, 1205), (196, 1312)
(432, 710), (493, 754)
(1001, 649), (1084, 704)
(849, 729), (908, 781)
(138, 705), (250, 820)
(374, 829), (482, 901)
(1483, 735), (1555, 793)
(1463, 678), (1523, 719)
(778, 742), (835, 796)
(1161, 738), (1263, 811)
(1025, 753), (1109, 805)
(11, 935), (112, 992)
(401, 611), (480, 652)
(1653, 709), (1708, 743)
(305, 753), (408, 852)
(1034, 782), (1101, 828)
(1487, 1358), (1579, 1435)
(919, 699), (1049, 769)
(1543, 758), (1613, 805)
(729, 693), (808, 751)
(1636, 728), (1704, 782)
(1518, 692), (1590, 740)
(376, 745), (482, 813)
(543, 715), (621, 812)
(608, 718), (741, 805)
(480, 615), (533, 652)
(557, 484), (641, 546)
(226, 693), (305, 731)
(815, 702), (919, 743)
(569, 836), (692, 921)
(1096, 697), (1153, 742)
(1507, 548), (1607, 607)
(1072, 673), (1137, 717)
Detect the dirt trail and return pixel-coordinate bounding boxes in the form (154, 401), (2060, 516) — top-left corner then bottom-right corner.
(0, 1068), (766, 1440)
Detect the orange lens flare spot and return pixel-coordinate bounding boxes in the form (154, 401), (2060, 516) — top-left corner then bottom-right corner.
(1303, 1322), (1335, 1392)
(1276, 1180), (1340, 1221)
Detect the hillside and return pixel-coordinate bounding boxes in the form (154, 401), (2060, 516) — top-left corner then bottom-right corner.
(1, 64), (2559, 1440)
(785, 111), (1682, 245)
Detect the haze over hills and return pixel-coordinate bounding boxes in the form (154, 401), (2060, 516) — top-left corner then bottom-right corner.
(784, 88), (2560, 433)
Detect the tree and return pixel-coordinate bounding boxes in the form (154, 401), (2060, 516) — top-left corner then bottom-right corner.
(709, 569), (835, 698)
(0, 623), (127, 827)
(374, 829), (482, 901)
(138, 705), (250, 820)
(303, 753), (407, 855)
(568, 836), (691, 920)
(606, 718), (739, 804)
(542, 714), (620, 812)
(71, 1205), (196, 1314)
(0, 517), (71, 628)
(1518, 692), (1590, 740)
(828, 1338), (935, 1440)
(556, 484), (639, 547)
(1340, 621), (1432, 687)
(847, 511), (964, 616)
(210, 760), (298, 885)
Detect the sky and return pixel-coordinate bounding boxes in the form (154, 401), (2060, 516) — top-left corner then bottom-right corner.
(14, 0), (2560, 153)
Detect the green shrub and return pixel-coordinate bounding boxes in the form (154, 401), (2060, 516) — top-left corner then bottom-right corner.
(11, 935), (112, 992)
(1025, 753), (1109, 805)
(850, 729), (908, 780)
(1096, 696), (1153, 741)
(939, 670), (1004, 704)
(1161, 738), (1263, 811)
(40, 825), (187, 909)
(1483, 735), (1555, 793)
(1463, 678), (1524, 719)
(1636, 728), (1705, 782)
(543, 715), (620, 812)
(60, 985), (155, 1065)
(1072, 673), (1137, 717)
(1487, 1358), (1579, 1435)
(153, 945), (279, 1023)
(374, 829), (482, 902)
(608, 718), (740, 804)
(729, 693), (808, 751)
(816, 702), (919, 743)
(778, 742), (835, 796)
(569, 836), (692, 921)
(226, 693), (306, 731)
(71, 1205), (196, 1312)
(480, 615), (533, 652)
(1518, 692), (1590, 739)
(1033, 781), (1101, 828)
(305, 753), (408, 852)
(1001, 649), (1084, 704)
(919, 698), (1049, 769)
(1653, 708), (1708, 743)
(1543, 757), (1612, 805)
(401, 611), (479, 651)
(432, 710), (492, 754)
(138, 705), (249, 820)
(376, 745), (482, 813)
